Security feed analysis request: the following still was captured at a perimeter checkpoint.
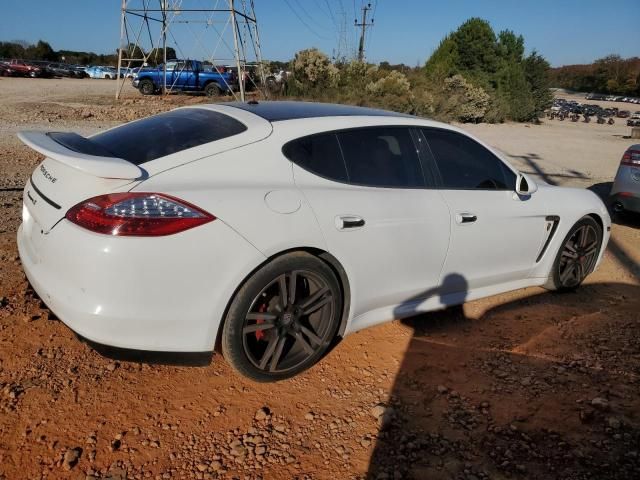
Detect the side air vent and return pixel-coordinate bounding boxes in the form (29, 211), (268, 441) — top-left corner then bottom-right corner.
(536, 215), (560, 263)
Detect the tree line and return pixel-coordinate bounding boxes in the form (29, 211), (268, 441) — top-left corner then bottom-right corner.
(0, 39), (178, 67)
(550, 55), (640, 96)
(284, 18), (553, 123)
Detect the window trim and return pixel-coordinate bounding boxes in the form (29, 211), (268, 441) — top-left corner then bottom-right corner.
(283, 125), (435, 190)
(419, 127), (518, 192)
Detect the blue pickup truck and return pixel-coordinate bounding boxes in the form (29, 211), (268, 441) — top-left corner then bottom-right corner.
(132, 60), (236, 96)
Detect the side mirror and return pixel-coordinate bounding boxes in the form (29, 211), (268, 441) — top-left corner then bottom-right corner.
(515, 172), (538, 196)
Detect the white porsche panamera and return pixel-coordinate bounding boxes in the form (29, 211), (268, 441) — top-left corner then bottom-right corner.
(17, 101), (610, 381)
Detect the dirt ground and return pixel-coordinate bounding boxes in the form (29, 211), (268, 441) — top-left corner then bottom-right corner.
(0, 77), (639, 480)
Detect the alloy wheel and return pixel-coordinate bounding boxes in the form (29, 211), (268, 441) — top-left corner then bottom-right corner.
(241, 270), (337, 374)
(557, 224), (599, 288)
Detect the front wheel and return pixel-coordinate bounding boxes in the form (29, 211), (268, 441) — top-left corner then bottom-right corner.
(222, 252), (342, 382)
(550, 216), (602, 291)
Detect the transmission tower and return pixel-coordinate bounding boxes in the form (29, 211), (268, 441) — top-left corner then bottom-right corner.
(333, 6), (351, 62)
(354, 2), (374, 62)
(115, 0), (266, 101)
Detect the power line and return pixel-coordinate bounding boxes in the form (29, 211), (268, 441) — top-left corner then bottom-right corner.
(283, 0), (332, 40)
(292, 0), (332, 31)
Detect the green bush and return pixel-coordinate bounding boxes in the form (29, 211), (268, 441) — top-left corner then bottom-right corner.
(365, 70), (414, 113)
(289, 48), (339, 95)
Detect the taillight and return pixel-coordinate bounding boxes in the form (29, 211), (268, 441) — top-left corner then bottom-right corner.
(65, 193), (215, 236)
(621, 149), (640, 167)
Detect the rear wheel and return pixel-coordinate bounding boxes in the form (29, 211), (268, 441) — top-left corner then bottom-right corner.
(139, 79), (155, 95)
(551, 217), (602, 291)
(222, 252), (342, 382)
(205, 82), (222, 97)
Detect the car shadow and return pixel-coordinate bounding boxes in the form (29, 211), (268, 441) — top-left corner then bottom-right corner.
(366, 280), (640, 480)
(507, 152), (590, 186)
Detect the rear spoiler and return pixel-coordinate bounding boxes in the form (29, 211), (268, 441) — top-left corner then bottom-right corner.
(18, 130), (143, 180)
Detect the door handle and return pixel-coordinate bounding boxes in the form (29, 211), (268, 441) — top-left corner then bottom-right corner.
(456, 213), (477, 224)
(336, 215), (365, 230)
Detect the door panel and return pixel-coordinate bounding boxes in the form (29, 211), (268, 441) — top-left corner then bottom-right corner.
(438, 190), (547, 291)
(420, 127), (547, 291)
(287, 126), (451, 330)
(171, 62), (196, 90)
(295, 171), (451, 323)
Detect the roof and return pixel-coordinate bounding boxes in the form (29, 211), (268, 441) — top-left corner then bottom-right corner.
(223, 100), (415, 122)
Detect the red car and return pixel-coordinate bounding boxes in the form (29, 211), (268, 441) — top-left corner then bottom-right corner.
(6, 59), (41, 78)
(0, 63), (15, 76)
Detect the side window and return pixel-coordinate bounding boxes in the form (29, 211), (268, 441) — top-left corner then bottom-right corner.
(423, 129), (516, 190)
(282, 133), (348, 183)
(337, 127), (424, 188)
(166, 61), (177, 71)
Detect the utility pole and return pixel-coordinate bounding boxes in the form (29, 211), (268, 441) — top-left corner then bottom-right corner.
(355, 3), (373, 62)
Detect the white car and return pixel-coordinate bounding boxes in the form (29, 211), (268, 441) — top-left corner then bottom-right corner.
(17, 102), (610, 381)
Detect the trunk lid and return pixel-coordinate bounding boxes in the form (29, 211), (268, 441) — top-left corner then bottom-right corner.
(18, 131), (143, 232)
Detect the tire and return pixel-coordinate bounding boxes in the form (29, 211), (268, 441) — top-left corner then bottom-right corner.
(139, 79), (155, 95)
(204, 82), (221, 97)
(550, 216), (602, 291)
(222, 252), (342, 382)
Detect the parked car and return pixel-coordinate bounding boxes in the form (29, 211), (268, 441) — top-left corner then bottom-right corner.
(133, 59), (236, 96)
(5, 59), (41, 77)
(610, 145), (640, 214)
(627, 118), (640, 127)
(69, 65), (89, 78)
(0, 62), (16, 76)
(86, 66), (118, 79)
(16, 101), (610, 381)
(45, 62), (76, 78)
(617, 110), (631, 118)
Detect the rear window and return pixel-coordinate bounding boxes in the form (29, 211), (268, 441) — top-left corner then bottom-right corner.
(68, 108), (246, 165)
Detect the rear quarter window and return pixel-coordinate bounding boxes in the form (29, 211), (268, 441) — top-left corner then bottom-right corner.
(88, 108), (247, 165)
(282, 133), (348, 183)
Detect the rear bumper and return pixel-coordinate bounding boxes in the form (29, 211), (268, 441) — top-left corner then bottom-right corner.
(611, 164), (640, 213)
(18, 209), (265, 352)
(610, 192), (640, 213)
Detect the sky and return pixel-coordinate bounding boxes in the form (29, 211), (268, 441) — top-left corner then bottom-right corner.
(0, 0), (639, 67)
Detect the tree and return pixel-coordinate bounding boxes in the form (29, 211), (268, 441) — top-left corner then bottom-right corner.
(549, 56), (640, 95)
(523, 51), (553, 117)
(146, 47), (177, 65)
(495, 63), (535, 121)
(497, 30), (524, 63)
(25, 40), (57, 61)
(120, 43), (146, 67)
(423, 18), (552, 122)
(424, 34), (458, 80)
(450, 18), (498, 75)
